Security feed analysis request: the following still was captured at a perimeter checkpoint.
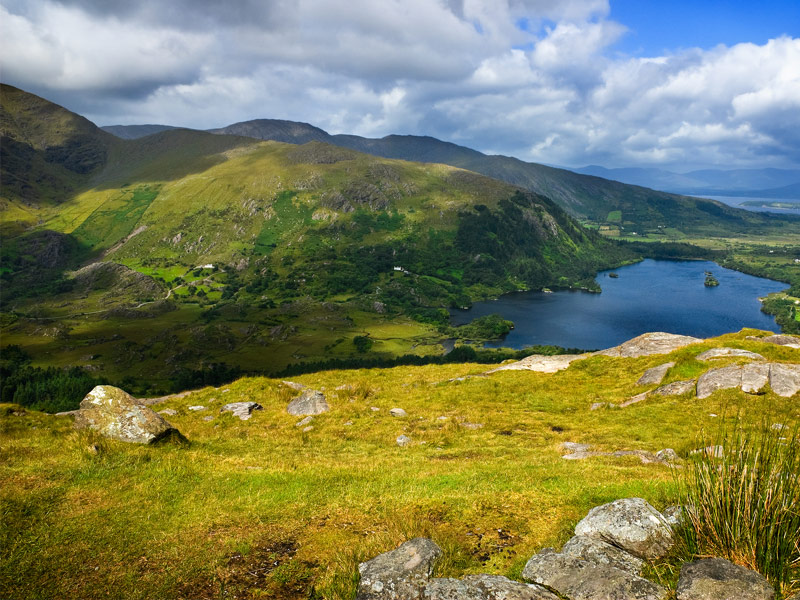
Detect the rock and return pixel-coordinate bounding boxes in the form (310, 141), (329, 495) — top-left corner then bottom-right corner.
(661, 505), (687, 528)
(611, 450), (663, 464)
(696, 366), (742, 399)
(562, 534), (644, 574)
(203, 415), (213, 422)
(158, 408), (177, 416)
(459, 422), (483, 429)
(591, 402), (616, 410)
(371, 406), (381, 412)
(562, 451), (597, 460)
(424, 574), (557, 599)
(561, 442), (591, 453)
(396, 435), (412, 447)
(221, 402), (263, 420)
(620, 392), (649, 408)
(637, 362), (675, 386)
(488, 354), (589, 374)
(599, 332), (702, 358)
(282, 380), (307, 391)
(295, 415), (314, 427)
(696, 348), (764, 361)
(656, 448), (679, 463)
(741, 363), (770, 394)
(676, 558), (774, 600)
(769, 362), (800, 397)
(652, 379), (696, 396)
(390, 408), (407, 417)
(691, 445), (724, 458)
(522, 551), (668, 600)
(74, 385), (183, 444)
(287, 389), (329, 416)
(357, 537), (441, 600)
(574, 497), (674, 560)
(747, 334), (800, 348)
(188, 405), (206, 411)
(302, 425), (314, 432)
(770, 422), (786, 431)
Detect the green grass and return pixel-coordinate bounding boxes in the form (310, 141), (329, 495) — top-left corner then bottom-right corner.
(606, 210), (622, 223)
(1, 330), (798, 599)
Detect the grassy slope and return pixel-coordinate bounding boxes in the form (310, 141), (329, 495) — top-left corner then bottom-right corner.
(1, 330), (798, 599)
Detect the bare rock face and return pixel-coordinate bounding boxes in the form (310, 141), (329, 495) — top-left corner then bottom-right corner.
(220, 402), (263, 420)
(574, 498), (674, 560)
(357, 537), (442, 600)
(562, 535), (644, 574)
(747, 334), (800, 349)
(74, 385), (183, 444)
(287, 389), (329, 416)
(677, 558), (774, 600)
(488, 354), (588, 374)
(696, 366), (742, 399)
(637, 362), (675, 386)
(652, 379), (696, 396)
(599, 333), (702, 358)
(697, 363), (800, 398)
(769, 363), (800, 397)
(522, 551), (668, 600)
(695, 348), (764, 361)
(424, 574), (557, 600)
(741, 363), (771, 394)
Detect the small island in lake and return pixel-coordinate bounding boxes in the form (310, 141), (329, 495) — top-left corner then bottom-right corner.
(609, 272), (619, 278)
(705, 274), (720, 287)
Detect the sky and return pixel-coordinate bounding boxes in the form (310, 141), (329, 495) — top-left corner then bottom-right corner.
(1, 0), (799, 171)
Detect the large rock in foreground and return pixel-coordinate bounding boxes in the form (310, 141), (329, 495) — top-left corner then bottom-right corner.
(677, 558), (774, 600)
(574, 498), (674, 560)
(357, 537), (442, 600)
(74, 385), (183, 444)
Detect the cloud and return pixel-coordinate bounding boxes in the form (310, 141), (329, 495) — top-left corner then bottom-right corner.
(1, 0), (798, 170)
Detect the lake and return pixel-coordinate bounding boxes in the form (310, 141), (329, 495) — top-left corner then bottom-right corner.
(704, 195), (800, 215)
(449, 260), (787, 350)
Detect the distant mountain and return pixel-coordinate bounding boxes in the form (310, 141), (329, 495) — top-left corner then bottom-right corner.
(101, 124), (177, 139)
(207, 119), (795, 236)
(574, 165), (800, 198)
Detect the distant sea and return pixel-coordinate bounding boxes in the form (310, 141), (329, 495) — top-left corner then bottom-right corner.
(705, 195), (800, 215)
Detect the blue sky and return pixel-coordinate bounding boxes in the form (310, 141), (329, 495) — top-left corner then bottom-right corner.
(2, 0), (799, 170)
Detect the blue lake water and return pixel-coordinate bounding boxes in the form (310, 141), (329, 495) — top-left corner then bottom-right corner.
(449, 260), (786, 350)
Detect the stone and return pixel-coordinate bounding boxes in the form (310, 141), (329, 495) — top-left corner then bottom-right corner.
(396, 435), (412, 447)
(390, 408), (407, 417)
(203, 415), (213, 422)
(676, 558), (774, 600)
(652, 379), (696, 396)
(562, 534), (644, 574)
(661, 505), (687, 529)
(561, 442), (591, 453)
(302, 426), (314, 432)
(221, 402), (263, 420)
(769, 362), (800, 397)
(611, 450), (663, 464)
(599, 332), (702, 358)
(562, 451), (597, 460)
(747, 334), (800, 348)
(488, 354), (589, 374)
(188, 405), (206, 411)
(295, 415), (314, 427)
(620, 392), (649, 408)
(655, 448), (679, 463)
(74, 385), (183, 444)
(574, 497), (674, 560)
(591, 402), (616, 410)
(771, 422), (786, 431)
(158, 408), (177, 416)
(695, 348), (764, 361)
(522, 551), (668, 600)
(691, 445), (724, 458)
(696, 366), (742, 399)
(357, 537), (441, 600)
(741, 363), (771, 394)
(371, 406), (381, 412)
(459, 422), (483, 429)
(424, 574), (557, 600)
(282, 380), (307, 391)
(287, 389), (329, 416)
(637, 362), (675, 386)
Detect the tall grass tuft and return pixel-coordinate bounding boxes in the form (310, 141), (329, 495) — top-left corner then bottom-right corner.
(678, 420), (800, 593)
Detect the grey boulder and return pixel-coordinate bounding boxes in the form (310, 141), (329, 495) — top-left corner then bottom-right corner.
(74, 385), (183, 444)
(741, 363), (771, 394)
(522, 551), (668, 600)
(357, 537), (442, 600)
(287, 389), (329, 415)
(221, 401), (263, 420)
(769, 363), (800, 397)
(747, 334), (800, 348)
(424, 574), (557, 600)
(695, 348), (764, 361)
(599, 332), (702, 358)
(696, 366), (742, 399)
(574, 497), (674, 560)
(652, 379), (696, 396)
(562, 534), (644, 574)
(637, 362), (675, 386)
(677, 558), (774, 600)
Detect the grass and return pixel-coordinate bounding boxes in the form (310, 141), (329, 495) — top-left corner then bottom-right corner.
(677, 419), (800, 594)
(1, 331), (798, 599)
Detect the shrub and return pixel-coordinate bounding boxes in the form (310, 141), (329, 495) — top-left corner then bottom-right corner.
(677, 420), (800, 593)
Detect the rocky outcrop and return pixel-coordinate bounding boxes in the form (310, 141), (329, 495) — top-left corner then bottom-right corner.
(676, 558), (774, 600)
(424, 574), (557, 599)
(636, 362), (675, 386)
(221, 402), (263, 420)
(769, 363), (800, 397)
(698, 363), (800, 398)
(747, 334), (800, 348)
(695, 348), (764, 361)
(74, 385), (183, 444)
(488, 354), (588, 374)
(599, 332), (702, 358)
(574, 498), (674, 560)
(561, 534), (644, 574)
(287, 389), (329, 416)
(357, 538), (442, 600)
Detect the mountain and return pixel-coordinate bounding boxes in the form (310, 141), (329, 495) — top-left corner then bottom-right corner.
(574, 165), (800, 198)
(207, 120), (797, 237)
(100, 124), (177, 139)
(1, 85), (633, 386)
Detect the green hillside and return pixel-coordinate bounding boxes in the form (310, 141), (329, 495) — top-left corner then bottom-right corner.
(1, 86), (633, 390)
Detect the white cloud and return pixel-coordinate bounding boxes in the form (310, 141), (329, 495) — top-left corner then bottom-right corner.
(1, 0), (798, 169)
